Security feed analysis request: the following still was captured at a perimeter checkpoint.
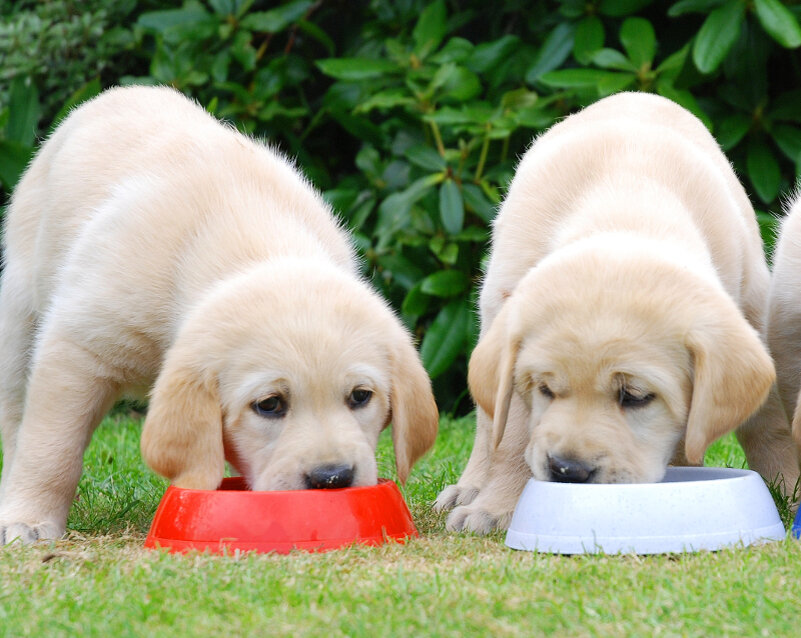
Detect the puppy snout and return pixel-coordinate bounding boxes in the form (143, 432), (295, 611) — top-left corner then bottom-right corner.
(547, 455), (595, 483)
(305, 464), (355, 489)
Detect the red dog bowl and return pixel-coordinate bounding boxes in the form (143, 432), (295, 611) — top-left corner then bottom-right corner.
(144, 477), (418, 554)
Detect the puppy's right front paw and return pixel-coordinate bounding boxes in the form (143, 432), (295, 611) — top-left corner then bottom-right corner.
(433, 484), (480, 512)
(1, 521), (63, 546)
(445, 504), (512, 535)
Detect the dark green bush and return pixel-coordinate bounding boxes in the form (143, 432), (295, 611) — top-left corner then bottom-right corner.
(3, 0), (801, 412)
(0, 0), (145, 192)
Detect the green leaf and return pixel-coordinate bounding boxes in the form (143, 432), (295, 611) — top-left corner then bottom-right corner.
(500, 88), (538, 112)
(462, 183), (496, 223)
(412, 0), (447, 58)
(420, 270), (469, 297)
(405, 145), (447, 172)
(668, 0), (725, 17)
(655, 43), (690, 79)
(0, 139), (34, 191)
(436, 241), (459, 265)
(540, 68), (629, 88)
(753, 0), (801, 48)
(353, 89), (414, 114)
(137, 7), (211, 32)
(468, 35), (521, 73)
(598, 72), (637, 95)
(573, 16), (605, 65)
(208, 0), (236, 15)
(692, 0), (746, 74)
(453, 226), (489, 243)
(771, 124), (801, 162)
(716, 113), (751, 150)
(431, 37), (474, 64)
(431, 64), (483, 102)
(420, 298), (472, 379)
(240, 0), (313, 33)
(378, 253), (426, 290)
(620, 17), (656, 67)
(6, 77), (40, 146)
(747, 141), (781, 204)
(297, 19), (336, 56)
(376, 174), (440, 240)
(591, 48), (637, 71)
(526, 22), (576, 83)
(439, 179), (464, 234)
(401, 283), (431, 318)
(354, 146), (381, 177)
(211, 51), (231, 83)
(316, 58), (398, 81)
(230, 30), (256, 71)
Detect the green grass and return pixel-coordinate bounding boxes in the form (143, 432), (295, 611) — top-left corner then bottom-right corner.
(1, 414), (800, 637)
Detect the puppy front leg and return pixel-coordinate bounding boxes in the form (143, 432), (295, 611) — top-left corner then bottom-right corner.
(434, 407), (494, 511)
(0, 271), (37, 498)
(0, 336), (118, 544)
(445, 396), (531, 533)
(736, 385), (800, 500)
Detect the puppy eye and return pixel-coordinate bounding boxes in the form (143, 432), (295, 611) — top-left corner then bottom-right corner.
(252, 395), (287, 418)
(619, 388), (655, 409)
(348, 388), (372, 409)
(538, 383), (555, 399)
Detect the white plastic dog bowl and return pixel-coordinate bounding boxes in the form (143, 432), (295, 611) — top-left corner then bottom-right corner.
(505, 467), (786, 555)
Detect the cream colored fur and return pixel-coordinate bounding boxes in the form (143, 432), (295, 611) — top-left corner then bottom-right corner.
(767, 194), (801, 453)
(435, 92), (799, 534)
(0, 86), (438, 544)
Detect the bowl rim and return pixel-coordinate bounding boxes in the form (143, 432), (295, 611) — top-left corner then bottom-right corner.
(165, 475), (398, 496)
(525, 466), (754, 490)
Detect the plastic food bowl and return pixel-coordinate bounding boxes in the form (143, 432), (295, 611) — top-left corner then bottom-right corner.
(505, 467), (786, 555)
(145, 477), (417, 554)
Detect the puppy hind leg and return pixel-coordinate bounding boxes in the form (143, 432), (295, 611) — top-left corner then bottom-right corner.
(0, 335), (119, 544)
(434, 408), (493, 512)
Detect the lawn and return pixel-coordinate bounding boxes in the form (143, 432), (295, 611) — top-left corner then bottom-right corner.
(0, 412), (799, 637)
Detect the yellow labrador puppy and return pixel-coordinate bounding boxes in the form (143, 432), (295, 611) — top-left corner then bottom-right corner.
(435, 92), (799, 533)
(767, 195), (801, 451)
(0, 86), (438, 544)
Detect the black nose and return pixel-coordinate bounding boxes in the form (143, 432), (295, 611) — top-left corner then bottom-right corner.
(548, 455), (595, 483)
(305, 464), (355, 489)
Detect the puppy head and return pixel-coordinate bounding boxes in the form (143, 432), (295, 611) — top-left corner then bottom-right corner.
(141, 261), (438, 490)
(470, 248), (774, 483)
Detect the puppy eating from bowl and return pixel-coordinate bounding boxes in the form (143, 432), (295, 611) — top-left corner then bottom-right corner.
(0, 86), (438, 545)
(435, 92), (799, 534)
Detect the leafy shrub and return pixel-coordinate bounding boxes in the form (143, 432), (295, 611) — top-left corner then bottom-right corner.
(0, 0), (143, 193)
(4, 0), (801, 412)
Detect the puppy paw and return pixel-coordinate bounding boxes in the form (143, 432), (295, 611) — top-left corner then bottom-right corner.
(445, 505), (513, 534)
(433, 484), (480, 512)
(1, 521), (63, 545)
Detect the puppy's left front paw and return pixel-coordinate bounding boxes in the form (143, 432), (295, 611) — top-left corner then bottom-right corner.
(445, 504), (513, 535)
(433, 484), (480, 512)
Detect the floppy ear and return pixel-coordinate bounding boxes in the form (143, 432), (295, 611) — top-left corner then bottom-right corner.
(684, 304), (775, 464)
(141, 346), (225, 490)
(468, 304), (519, 450)
(389, 336), (439, 483)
